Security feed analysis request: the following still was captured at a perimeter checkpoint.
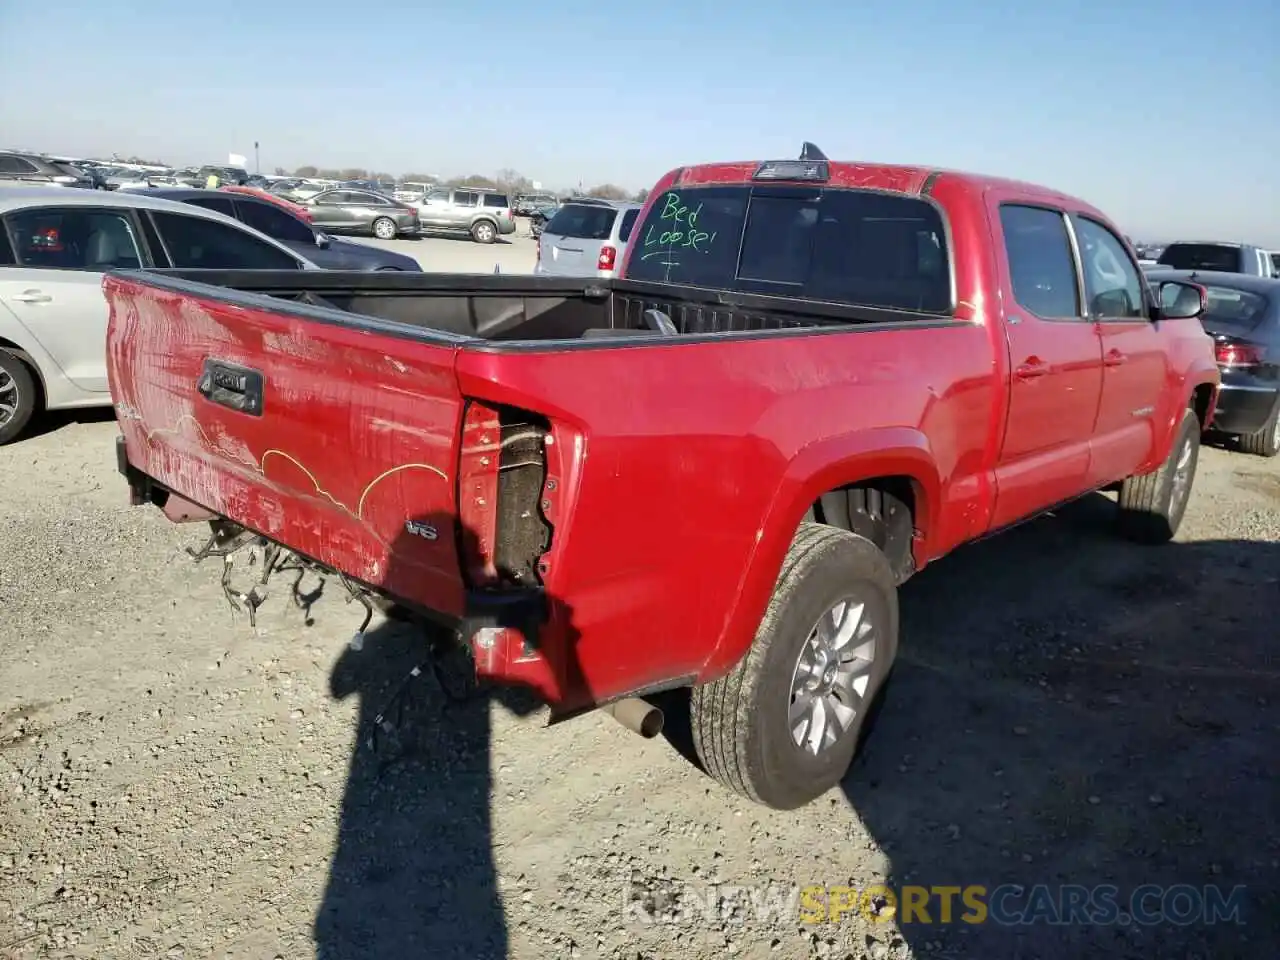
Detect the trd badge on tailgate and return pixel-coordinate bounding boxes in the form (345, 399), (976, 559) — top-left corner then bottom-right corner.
(405, 520), (439, 541)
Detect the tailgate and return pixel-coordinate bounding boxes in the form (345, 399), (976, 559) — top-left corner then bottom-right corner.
(105, 272), (469, 615)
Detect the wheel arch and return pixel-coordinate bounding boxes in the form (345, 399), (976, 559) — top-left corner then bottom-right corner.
(697, 427), (941, 684)
(0, 336), (47, 409)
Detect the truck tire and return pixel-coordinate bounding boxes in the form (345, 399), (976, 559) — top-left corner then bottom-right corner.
(1237, 404), (1280, 458)
(471, 220), (497, 244)
(691, 523), (899, 810)
(0, 350), (37, 445)
(1117, 407), (1200, 544)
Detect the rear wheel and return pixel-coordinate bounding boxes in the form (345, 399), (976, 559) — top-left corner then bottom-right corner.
(1117, 407), (1200, 543)
(471, 220), (497, 244)
(0, 350), (37, 445)
(691, 523), (899, 810)
(371, 217), (397, 240)
(1238, 403), (1280, 457)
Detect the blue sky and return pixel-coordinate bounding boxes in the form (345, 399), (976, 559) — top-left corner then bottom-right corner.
(2, 0), (1278, 244)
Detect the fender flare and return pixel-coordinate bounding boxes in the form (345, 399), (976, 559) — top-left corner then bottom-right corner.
(696, 426), (943, 683)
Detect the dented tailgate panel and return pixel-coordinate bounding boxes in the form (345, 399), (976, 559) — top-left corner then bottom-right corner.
(105, 275), (468, 615)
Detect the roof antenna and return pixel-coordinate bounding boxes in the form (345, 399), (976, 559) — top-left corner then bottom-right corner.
(799, 142), (828, 162)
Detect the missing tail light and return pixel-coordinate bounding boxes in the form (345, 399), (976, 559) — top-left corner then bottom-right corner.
(597, 244), (617, 272)
(457, 400), (554, 590)
(1215, 342), (1264, 367)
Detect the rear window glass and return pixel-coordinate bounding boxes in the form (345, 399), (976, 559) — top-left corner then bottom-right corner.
(1198, 285), (1270, 333)
(618, 208), (639, 243)
(482, 194), (509, 208)
(1157, 244), (1240, 272)
(546, 204), (618, 240)
(625, 186), (952, 314)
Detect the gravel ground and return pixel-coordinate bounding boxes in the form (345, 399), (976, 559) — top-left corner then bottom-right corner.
(1, 415), (1277, 960)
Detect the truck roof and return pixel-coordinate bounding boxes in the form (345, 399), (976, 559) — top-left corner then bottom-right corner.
(672, 157), (1089, 210)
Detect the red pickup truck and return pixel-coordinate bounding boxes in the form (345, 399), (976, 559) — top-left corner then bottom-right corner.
(105, 145), (1220, 810)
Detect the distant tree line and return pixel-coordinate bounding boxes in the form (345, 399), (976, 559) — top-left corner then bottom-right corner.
(282, 164), (649, 202)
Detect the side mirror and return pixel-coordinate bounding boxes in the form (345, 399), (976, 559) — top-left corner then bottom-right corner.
(1157, 280), (1206, 320)
(315, 232), (331, 249)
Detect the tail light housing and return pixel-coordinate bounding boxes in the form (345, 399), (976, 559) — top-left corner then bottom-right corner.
(597, 244), (617, 272)
(456, 400), (554, 590)
(1215, 341), (1264, 368)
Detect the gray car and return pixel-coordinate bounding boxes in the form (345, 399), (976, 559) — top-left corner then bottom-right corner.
(295, 189), (420, 239)
(415, 186), (517, 243)
(534, 198), (641, 278)
(0, 153), (96, 189)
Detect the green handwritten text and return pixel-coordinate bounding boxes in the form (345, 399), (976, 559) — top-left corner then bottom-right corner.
(641, 192), (716, 255)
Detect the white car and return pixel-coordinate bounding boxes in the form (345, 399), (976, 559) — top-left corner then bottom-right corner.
(0, 187), (318, 444)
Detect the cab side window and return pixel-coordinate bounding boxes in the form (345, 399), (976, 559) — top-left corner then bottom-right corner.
(999, 205), (1081, 319)
(1073, 217), (1145, 319)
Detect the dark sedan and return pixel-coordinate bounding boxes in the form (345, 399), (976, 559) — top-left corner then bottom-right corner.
(148, 188), (421, 271)
(1149, 269), (1280, 456)
(295, 189), (421, 239)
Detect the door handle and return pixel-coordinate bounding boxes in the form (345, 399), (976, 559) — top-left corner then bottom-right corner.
(11, 290), (52, 304)
(1015, 359), (1050, 380)
(1105, 349), (1127, 366)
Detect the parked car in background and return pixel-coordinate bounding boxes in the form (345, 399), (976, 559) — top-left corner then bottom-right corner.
(274, 180), (330, 202)
(534, 198), (640, 278)
(1157, 241), (1278, 277)
(0, 153), (97, 190)
(415, 186), (516, 243)
(294, 188), (421, 239)
(0, 187), (317, 443)
(198, 165), (250, 187)
(394, 181), (435, 205)
(514, 193), (559, 215)
(1147, 269), (1280, 456)
(1271, 251), (1279, 274)
(148, 188), (421, 271)
(336, 179), (387, 194)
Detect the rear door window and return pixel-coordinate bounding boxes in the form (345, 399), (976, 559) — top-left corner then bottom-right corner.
(998, 205), (1081, 319)
(452, 191), (478, 207)
(482, 194), (510, 209)
(546, 204), (618, 240)
(626, 186), (952, 314)
(618, 208), (640, 243)
(5, 208), (143, 270)
(150, 211), (302, 269)
(235, 199), (315, 243)
(185, 196), (238, 217)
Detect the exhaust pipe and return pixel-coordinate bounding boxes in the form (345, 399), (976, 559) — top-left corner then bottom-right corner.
(602, 698), (664, 739)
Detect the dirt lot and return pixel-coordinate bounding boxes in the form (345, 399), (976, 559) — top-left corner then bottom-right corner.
(1, 412), (1277, 959)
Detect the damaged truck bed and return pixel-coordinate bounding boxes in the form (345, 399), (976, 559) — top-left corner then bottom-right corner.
(108, 268), (923, 708)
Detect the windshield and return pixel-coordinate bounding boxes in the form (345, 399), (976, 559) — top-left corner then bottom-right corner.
(1157, 243), (1240, 272)
(546, 203), (617, 240)
(1198, 284), (1271, 334)
(624, 185), (952, 314)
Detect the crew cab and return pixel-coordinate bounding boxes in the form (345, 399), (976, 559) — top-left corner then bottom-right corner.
(105, 146), (1220, 810)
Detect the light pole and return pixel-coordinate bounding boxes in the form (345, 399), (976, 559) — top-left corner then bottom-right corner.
(254, 141), (260, 174)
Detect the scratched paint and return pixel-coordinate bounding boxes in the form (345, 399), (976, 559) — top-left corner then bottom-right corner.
(105, 274), (471, 615)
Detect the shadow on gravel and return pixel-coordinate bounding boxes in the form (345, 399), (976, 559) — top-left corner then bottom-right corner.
(314, 514), (555, 960)
(18, 406), (116, 441)
(843, 493), (1278, 959)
